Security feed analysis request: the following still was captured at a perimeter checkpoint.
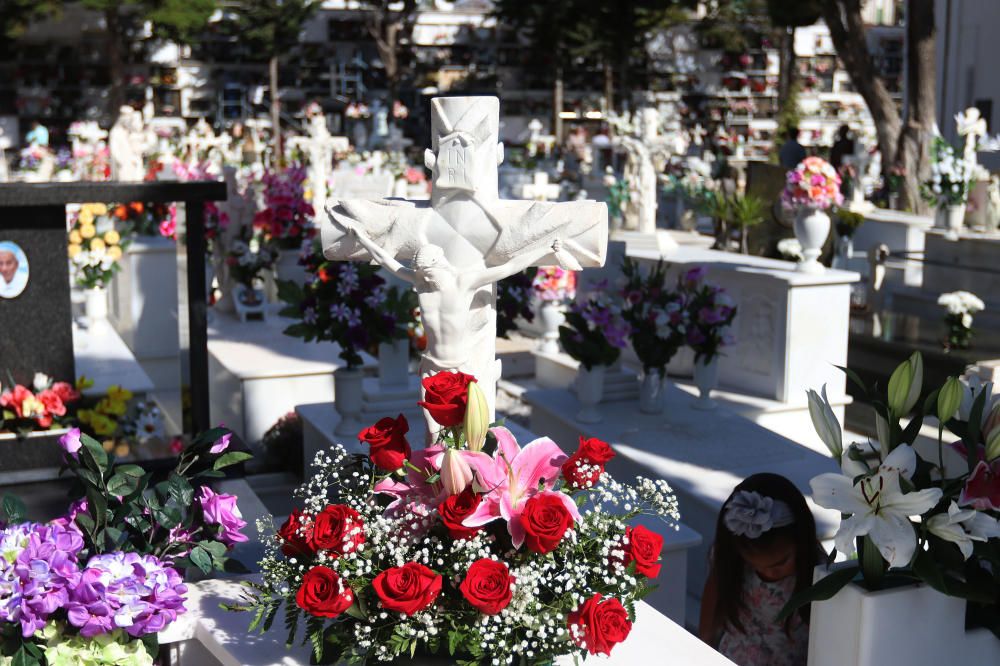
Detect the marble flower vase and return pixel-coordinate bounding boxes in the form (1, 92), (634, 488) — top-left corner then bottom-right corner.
(793, 207), (830, 274)
(692, 357), (719, 410)
(807, 566), (1000, 666)
(538, 300), (566, 354)
(574, 365), (606, 423)
(937, 203), (965, 240)
(85, 286), (109, 329)
(638, 368), (666, 415)
(333, 367), (365, 437)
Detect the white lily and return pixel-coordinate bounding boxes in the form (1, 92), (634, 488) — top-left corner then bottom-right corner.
(926, 501), (1000, 559)
(811, 444), (943, 569)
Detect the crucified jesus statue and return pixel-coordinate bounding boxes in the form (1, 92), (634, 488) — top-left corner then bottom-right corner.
(337, 217), (565, 374)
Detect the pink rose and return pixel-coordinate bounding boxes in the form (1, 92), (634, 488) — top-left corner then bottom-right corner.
(198, 486), (248, 547)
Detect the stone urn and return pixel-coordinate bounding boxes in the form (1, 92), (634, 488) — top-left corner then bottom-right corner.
(333, 367), (365, 437)
(85, 286), (109, 329)
(793, 206), (830, 273)
(939, 203), (965, 240)
(574, 365), (606, 424)
(692, 356), (719, 410)
(638, 368), (666, 415)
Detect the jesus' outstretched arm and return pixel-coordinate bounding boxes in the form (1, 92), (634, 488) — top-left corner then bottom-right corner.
(338, 222), (417, 284)
(464, 238), (565, 291)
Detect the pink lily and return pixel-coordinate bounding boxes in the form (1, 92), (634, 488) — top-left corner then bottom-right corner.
(374, 444), (447, 513)
(960, 460), (1000, 511)
(463, 427), (581, 549)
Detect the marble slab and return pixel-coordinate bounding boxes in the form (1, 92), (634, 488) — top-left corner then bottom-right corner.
(166, 576), (735, 666)
(854, 208), (932, 286)
(208, 306), (375, 444)
(524, 384), (840, 606)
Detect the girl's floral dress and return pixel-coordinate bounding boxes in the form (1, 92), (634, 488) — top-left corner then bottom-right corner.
(717, 566), (808, 666)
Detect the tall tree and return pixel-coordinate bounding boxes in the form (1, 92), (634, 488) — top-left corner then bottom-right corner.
(79, 0), (217, 120)
(0, 0), (61, 38)
(566, 0), (694, 112)
(492, 1), (581, 140)
(822, 0), (935, 212)
(356, 0), (418, 118)
(765, 0), (822, 100)
(237, 0), (322, 163)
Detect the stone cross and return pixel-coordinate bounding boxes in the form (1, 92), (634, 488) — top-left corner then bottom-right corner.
(956, 107), (987, 175)
(289, 112), (348, 214)
(518, 172), (561, 201)
(323, 96), (608, 428)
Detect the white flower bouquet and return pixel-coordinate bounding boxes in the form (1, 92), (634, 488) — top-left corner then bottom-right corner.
(938, 290), (985, 349)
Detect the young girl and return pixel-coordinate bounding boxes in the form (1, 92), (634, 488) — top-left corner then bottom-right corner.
(699, 473), (823, 666)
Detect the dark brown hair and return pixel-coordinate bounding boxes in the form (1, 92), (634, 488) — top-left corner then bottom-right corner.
(708, 473), (821, 636)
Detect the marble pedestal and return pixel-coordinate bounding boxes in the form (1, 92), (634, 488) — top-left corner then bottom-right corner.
(207, 306), (375, 445)
(922, 229), (1000, 305)
(631, 247), (859, 408)
(854, 208), (933, 286)
(108, 236), (180, 389)
(524, 384), (840, 606)
(165, 577), (736, 666)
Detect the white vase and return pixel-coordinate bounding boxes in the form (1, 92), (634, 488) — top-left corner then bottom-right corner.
(85, 287), (109, 328)
(638, 368), (666, 415)
(537, 301), (565, 355)
(807, 565), (1000, 666)
(333, 367), (366, 437)
(378, 339), (410, 389)
(943, 203), (965, 240)
(692, 356), (719, 410)
(574, 365), (605, 424)
(793, 207), (830, 273)
(275, 248), (308, 289)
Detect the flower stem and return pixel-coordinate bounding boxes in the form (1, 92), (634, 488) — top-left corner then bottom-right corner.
(860, 535), (886, 589)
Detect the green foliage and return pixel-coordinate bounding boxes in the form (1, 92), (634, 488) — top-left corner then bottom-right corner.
(728, 193), (766, 229)
(765, 0), (822, 28)
(0, 0), (61, 38)
(235, 0), (322, 57)
(834, 208), (865, 237)
(775, 79), (803, 146)
(78, 0), (217, 45)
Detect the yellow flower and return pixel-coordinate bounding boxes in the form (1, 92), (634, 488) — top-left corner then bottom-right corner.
(78, 210), (94, 226)
(19, 395), (45, 420)
(463, 380), (490, 452)
(76, 376), (95, 391)
(108, 386), (133, 403)
(89, 238), (105, 253)
(96, 397), (127, 417)
(103, 230), (120, 245)
(90, 203), (107, 216)
(91, 413), (117, 437)
(107, 246), (123, 261)
(113, 442), (130, 458)
(68, 243), (82, 259)
(79, 224), (96, 239)
(69, 230), (82, 245)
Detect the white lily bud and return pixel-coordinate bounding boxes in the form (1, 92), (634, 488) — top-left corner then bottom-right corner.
(807, 385), (843, 460)
(440, 448), (473, 496)
(464, 381), (489, 453)
(32, 372), (52, 392)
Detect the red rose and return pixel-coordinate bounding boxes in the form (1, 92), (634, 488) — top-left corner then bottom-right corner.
(521, 492), (574, 554)
(568, 594), (633, 656)
(562, 437), (615, 490)
(459, 558), (514, 615)
(418, 371), (475, 427)
(623, 525), (664, 578)
(437, 489), (483, 540)
(295, 566), (355, 618)
(50, 382), (80, 404)
(372, 562), (442, 615)
(311, 504), (365, 556)
(36, 389), (66, 418)
(277, 508), (316, 557)
(358, 414), (412, 471)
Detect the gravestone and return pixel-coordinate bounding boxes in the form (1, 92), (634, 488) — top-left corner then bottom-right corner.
(0, 204), (74, 386)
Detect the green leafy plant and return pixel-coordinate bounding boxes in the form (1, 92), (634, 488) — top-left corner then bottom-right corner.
(728, 193), (766, 254)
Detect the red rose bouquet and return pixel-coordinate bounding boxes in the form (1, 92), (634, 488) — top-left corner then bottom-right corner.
(232, 371), (679, 664)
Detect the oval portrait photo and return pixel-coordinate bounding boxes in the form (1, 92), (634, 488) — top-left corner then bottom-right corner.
(0, 241), (29, 299)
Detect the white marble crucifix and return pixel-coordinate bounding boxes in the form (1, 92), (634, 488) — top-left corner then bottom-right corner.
(289, 110), (349, 215)
(323, 96), (608, 429)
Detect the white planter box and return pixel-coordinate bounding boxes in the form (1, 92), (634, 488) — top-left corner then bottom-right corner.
(109, 236), (179, 360)
(808, 566), (1000, 666)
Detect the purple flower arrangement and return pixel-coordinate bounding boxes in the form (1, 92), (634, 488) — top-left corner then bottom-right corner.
(496, 269), (536, 338)
(620, 258), (688, 373)
(278, 240), (418, 368)
(559, 288), (631, 371)
(0, 426), (251, 663)
(677, 266), (737, 363)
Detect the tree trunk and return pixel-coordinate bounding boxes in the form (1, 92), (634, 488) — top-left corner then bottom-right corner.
(896, 0), (936, 214)
(269, 55), (281, 167)
(778, 28), (796, 101)
(105, 8), (124, 123)
(553, 66), (564, 143)
(603, 61), (614, 113)
(821, 1), (902, 174)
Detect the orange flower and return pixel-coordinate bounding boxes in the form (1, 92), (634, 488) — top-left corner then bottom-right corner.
(130, 202), (144, 215)
(113, 205), (128, 220)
